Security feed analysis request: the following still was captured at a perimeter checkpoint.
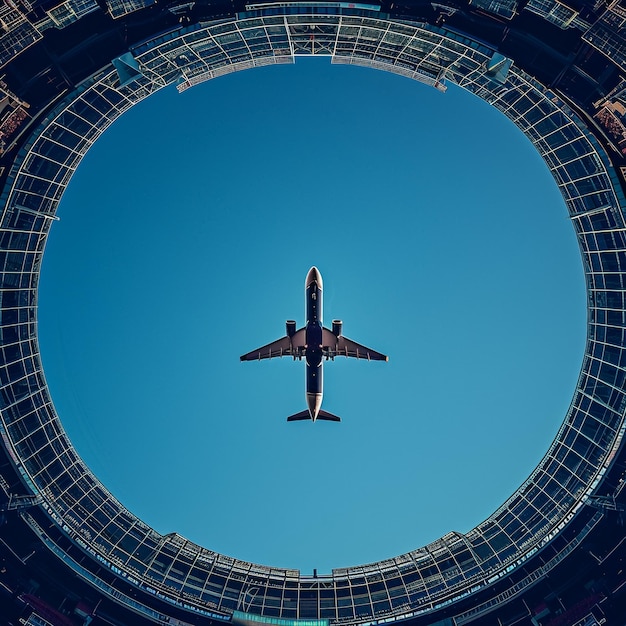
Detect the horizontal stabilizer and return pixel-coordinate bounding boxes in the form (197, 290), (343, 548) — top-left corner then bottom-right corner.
(317, 410), (341, 422)
(286, 410), (341, 422)
(287, 410), (311, 422)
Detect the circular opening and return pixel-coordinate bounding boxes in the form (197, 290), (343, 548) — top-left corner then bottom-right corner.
(39, 59), (586, 572)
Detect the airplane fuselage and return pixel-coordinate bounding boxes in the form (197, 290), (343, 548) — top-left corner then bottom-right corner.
(305, 268), (324, 420)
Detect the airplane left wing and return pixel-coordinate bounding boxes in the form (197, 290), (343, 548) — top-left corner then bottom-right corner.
(322, 328), (388, 361)
(240, 329), (305, 361)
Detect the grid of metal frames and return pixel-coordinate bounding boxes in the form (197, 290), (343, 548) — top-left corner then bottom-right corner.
(0, 10), (624, 625)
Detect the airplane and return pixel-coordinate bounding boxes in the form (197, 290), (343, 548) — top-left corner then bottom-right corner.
(240, 267), (388, 422)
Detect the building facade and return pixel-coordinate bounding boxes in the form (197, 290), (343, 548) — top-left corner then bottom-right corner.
(0, 0), (625, 625)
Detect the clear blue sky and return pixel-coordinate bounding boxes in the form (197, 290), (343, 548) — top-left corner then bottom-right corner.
(38, 58), (586, 575)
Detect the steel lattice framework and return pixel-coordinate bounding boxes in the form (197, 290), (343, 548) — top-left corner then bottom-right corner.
(0, 1), (625, 625)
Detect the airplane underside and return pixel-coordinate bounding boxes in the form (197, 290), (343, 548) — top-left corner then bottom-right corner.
(240, 267), (388, 422)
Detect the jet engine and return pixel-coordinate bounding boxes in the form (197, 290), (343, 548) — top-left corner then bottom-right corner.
(332, 320), (343, 336)
(286, 320), (297, 337)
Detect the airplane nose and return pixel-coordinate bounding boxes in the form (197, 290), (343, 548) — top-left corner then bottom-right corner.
(306, 266), (323, 289)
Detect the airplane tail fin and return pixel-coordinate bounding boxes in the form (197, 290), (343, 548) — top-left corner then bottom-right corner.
(286, 410), (341, 422)
(317, 410), (341, 422)
(287, 410), (311, 422)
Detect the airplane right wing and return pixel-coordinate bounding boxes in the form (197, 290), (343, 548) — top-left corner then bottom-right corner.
(322, 328), (388, 361)
(240, 329), (305, 361)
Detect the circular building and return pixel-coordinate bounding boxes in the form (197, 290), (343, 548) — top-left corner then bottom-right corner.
(0, 0), (625, 625)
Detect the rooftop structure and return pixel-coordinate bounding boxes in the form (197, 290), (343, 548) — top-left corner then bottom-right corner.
(0, 0), (624, 625)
